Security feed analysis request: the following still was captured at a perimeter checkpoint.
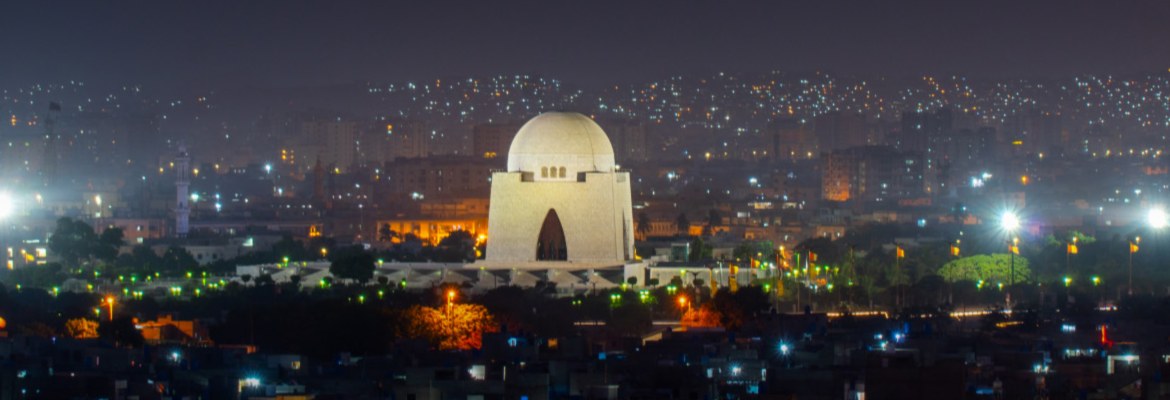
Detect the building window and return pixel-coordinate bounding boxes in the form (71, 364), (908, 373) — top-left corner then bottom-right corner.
(559, 167), (566, 178)
(541, 167), (548, 178)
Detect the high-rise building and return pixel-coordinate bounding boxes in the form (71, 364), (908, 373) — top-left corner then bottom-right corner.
(384, 155), (497, 198)
(1003, 110), (1063, 155)
(814, 112), (868, 153)
(770, 117), (816, 160)
(898, 109), (953, 153)
(603, 121), (649, 163)
(472, 122), (522, 160)
(822, 146), (925, 203)
(296, 120), (360, 170)
(379, 119), (430, 161)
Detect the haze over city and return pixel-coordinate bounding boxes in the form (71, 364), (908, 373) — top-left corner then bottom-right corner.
(1, 1), (1170, 399)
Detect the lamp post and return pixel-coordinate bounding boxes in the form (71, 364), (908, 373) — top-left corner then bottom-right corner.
(1001, 212), (1020, 308)
(445, 289), (457, 347)
(103, 295), (115, 322)
(1137, 208), (1169, 297)
(0, 192), (14, 271)
(1128, 236), (1140, 297)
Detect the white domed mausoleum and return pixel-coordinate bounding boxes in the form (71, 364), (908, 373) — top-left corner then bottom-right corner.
(484, 112), (635, 266)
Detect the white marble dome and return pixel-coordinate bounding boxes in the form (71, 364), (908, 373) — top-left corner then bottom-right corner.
(506, 112), (616, 177)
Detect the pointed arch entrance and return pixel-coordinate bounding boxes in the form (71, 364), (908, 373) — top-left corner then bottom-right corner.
(536, 209), (567, 260)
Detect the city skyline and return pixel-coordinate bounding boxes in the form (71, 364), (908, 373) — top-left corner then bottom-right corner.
(3, 2), (1170, 398)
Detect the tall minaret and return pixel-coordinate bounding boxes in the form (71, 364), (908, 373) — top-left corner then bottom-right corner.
(175, 145), (191, 238)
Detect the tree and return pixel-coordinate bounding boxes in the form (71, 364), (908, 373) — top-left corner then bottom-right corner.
(8, 262), (65, 288)
(48, 217), (98, 266)
(65, 318), (100, 339)
(688, 237), (714, 262)
(675, 213), (691, 237)
(711, 287), (770, 329)
(705, 209), (721, 236)
(681, 305), (721, 328)
(124, 245), (163, 272)
(271, 235), (307, 261)
(637, 212), (651, 236)
(401, 304), (497, 350)
(938, 254), (1032, 284)
(93, 227), (124, 263)
(254, 274), (275, 286)
(435, 230), (475, 262)
(378, 224), (397, 243)
(330, 246), (376, 284)
(240, 274), (252, 285)
(162, 246), (198, 273)
(289, 274), (302, 287)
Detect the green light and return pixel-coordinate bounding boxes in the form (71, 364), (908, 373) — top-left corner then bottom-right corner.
(1063, 276), (1072, 287)
(1092, 276), (1100, 286)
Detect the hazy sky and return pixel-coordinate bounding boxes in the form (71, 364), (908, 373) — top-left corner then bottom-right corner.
(2, 0), (1169, 88)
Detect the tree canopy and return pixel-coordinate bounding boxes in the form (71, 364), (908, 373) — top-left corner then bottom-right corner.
(329, 245), (376, 283)
(938, 254), (1031, 283)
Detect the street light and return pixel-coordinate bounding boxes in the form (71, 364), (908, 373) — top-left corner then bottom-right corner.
(0, 192), (13, 270)
(0, 192), (14, 219)
(1001, 212), (1021, 232)
(103, 295), (115, 321)
(1149, 208), (1169, 229)
(1128, 236), (1140, 296)
(1001, 211), (1020, 308)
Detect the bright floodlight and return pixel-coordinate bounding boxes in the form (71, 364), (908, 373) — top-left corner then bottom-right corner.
(1149, 208), (1169, 229)
(0, 192), (13, 219)
(1001, 212), (1020, 232)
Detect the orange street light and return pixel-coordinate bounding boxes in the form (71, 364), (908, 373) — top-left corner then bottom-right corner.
(677, 295), (689, 311)
(104, 295), (115, 321)
(446, 289), (457, 307)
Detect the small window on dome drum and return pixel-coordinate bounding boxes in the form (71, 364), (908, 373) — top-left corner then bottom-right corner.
(559, 167), (566, 178)
(541, 167), (548, 178)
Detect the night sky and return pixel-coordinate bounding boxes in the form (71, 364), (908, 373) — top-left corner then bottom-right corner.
(2, 0), (1169, 88)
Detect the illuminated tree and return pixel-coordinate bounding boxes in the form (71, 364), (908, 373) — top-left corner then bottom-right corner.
(65, 318), (99, 339)
(938, 254), (1031, 283)
(402, 303), (497, 350)
(680, 306), (721, 329)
